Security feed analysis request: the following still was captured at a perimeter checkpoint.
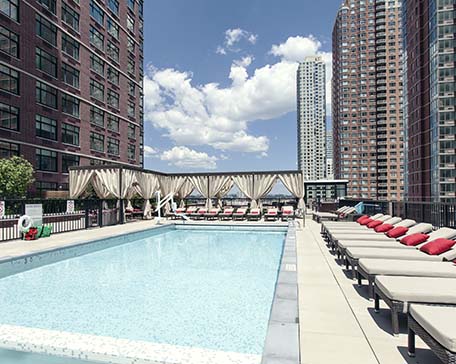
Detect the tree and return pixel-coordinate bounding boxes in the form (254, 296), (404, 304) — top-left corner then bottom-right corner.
(0, 156), (35, 199)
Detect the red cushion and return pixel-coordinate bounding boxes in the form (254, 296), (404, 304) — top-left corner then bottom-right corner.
(386, 226), (409, 238)
(359, 218), (373, 226)
(357, 215), (369, 223)
(420, 238), (456, 255)
(374, 223), (394, 233)
(367, 220), (383, 229)
(400, 233), (430, 246)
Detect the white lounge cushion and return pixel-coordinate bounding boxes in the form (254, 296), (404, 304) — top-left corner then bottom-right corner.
(360, 259), (456, 278)
(410, 304), (456, 352)
(333, 233), (392, 242)
(375, 276), (456, 305)
(338, 240), (410, 250)
(347, 247), (444, 261)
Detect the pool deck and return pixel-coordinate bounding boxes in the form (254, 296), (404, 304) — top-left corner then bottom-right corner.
(0, 217), (442, 364)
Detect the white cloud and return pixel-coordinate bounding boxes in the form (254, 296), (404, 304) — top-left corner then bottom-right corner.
(217, 28), (258, 54)
(144, 35), (332, 157)
(144, 146), (158, 157)
(160, 146), (218, 170)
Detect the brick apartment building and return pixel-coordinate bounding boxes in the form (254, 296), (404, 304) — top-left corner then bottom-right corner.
(0, 0), (144, 196)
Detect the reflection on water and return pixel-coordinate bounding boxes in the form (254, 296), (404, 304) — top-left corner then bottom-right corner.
(0, 348), (93, 364)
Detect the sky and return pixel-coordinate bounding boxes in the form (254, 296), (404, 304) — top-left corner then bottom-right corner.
(142, 0), (341, 173)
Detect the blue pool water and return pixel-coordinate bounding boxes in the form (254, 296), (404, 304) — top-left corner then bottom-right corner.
(0, 228), (285, 355)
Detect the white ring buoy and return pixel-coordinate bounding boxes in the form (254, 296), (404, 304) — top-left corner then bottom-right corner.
(18, 215), (33, 233)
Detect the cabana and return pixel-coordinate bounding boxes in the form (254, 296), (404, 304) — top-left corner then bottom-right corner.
(69, 165), (304, 222)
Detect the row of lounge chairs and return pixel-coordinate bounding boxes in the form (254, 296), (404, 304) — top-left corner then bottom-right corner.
(312, 205), (357, 222)
(167, 206), (296, 221)
(319, 211), (456, 363)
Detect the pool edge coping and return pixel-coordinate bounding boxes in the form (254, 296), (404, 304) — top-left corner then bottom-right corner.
(261, 221), (300, 364)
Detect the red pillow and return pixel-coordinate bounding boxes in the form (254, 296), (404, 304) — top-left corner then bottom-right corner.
(374, 223), (394, 233)
(360, 218), (373, 226)
(387, 226), (409, 238)
(420, 238), (456, 255)
(400, 233), (429, 246)
(367, 220), (383, 229)
(357, 215), (369, 223)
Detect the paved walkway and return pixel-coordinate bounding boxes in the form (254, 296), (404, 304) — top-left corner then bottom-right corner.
(298, 219), (441, 364)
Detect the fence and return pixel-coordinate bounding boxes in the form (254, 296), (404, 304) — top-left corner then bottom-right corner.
(339, 198), (456, 228)
(0, 198), (146, 243)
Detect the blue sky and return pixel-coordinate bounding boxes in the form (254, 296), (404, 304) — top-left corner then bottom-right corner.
(142, 0), (340, 173)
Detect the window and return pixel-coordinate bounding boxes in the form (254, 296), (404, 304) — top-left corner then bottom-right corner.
(90, 26), (104, 51)
(107, 18), (119, 39)
(0, 65), (19, 94)
(128, 101), (135, 117)
(90, 79), (104, 101)
(0, 141), (19, 158)
(127, 0), (134, 11)
(107, 137), (119, 155)
(127, 37), (135, 53)
(35, 47), (57, 77)
(0, 26), (19, 57)
(127, 14), (135, 32)
(36, 181), (58, 195)
(62, 63), (79, 88)
(128, 144), (135, 160)
(0, 102), (18, 130)
(62, 154), (79, 173)
(90, 105), (104, 127)
(107, 41), (119, 62)
(107, 66), (119, 85)
(0, 0), (18, 21)
(128, 80), (135, 96)
(127, 59), (135, 75)
(107, 114), (119, 132)
(61, 3), (79, 31)
(90, 54), (104, 75)
(62, 123), (79, 145)
(36, 81), (57, 108)
(107, 0), (119, 15)
(36, 15), (57, 46)
(107, 89), (119, 108)
(90, 1), (104, 24)
(36, 148), (57, 172)
(62, 94), (79, 117)
(128, 123), (135, 139)
(62, 33), (79, 60)
(35, 114), (57, 140)
(37, 0), (56, 13)
(90, 132), (104, 152)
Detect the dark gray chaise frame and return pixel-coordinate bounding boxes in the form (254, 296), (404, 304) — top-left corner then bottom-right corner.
(408, 312), (456, 364)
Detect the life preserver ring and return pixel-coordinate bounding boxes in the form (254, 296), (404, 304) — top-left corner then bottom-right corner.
(18, 215), (33, 232)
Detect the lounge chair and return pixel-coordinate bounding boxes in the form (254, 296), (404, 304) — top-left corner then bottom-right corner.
(247, 208), (261, 221)
(313, 206), (355, 222)
(373, 276), (456, 335)
(334, 222), (431, 261)
(345, 228), (456, 278)
(205, 208), (220, 220)
(190, 207), (206, 220)
(408, 304), (456, 363)
(233, 208), (247, 221)
(357, 259), (456, 298)
(264, 208), (279, 221)
(320, 213), (386, 235)
(281, 206), (295, 221)
(219, 207), (234, 220)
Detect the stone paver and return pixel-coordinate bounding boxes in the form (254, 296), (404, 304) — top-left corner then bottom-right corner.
(298, 219), (441, 364)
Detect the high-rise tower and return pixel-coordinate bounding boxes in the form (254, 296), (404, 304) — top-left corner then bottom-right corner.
(297, 56), (326, 180)
(332, 0), (404, 200)
(0, 0), (144, 195)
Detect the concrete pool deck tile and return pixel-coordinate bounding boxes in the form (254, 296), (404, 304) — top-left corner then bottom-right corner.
(277, 270), (297, 285)
(261, 322), (299, 364)
(269, 298), (298, 324)
(274, 283), (298, 300)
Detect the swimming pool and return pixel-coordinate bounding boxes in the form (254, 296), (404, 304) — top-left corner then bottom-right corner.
(0, 225), (287, 364)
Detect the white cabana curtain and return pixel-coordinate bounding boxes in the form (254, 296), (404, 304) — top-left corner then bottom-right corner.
(69, 170), (94, 199)
(135, 172), (159, 218)
(279, 173), (305, 209)
(190, 175), (231, 209)
(216, 178), (234, 208)
(176, 180), (194, 207)
(233, 174), (277, 208)
(95, 169), (120, 197)
(159, 176), (187, 213)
